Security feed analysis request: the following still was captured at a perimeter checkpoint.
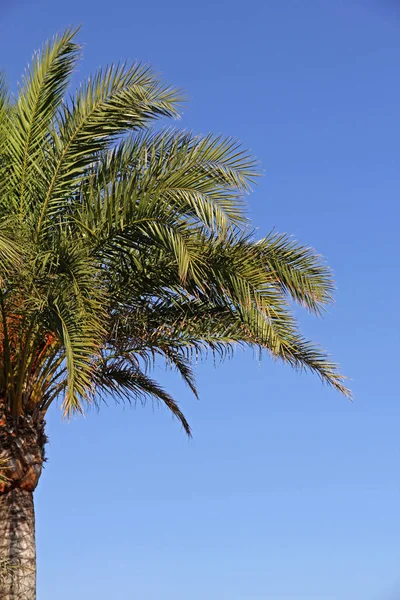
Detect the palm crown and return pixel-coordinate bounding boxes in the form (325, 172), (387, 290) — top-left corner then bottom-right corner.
(0, 27), (350, 437)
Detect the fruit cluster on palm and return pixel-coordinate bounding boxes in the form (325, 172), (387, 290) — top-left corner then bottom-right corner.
(0, 28), (349, 599)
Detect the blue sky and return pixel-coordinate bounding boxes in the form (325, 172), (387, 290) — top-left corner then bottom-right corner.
(1, 1), (399, 598)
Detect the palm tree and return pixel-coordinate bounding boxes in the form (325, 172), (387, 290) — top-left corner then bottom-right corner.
(0, 28), (350, 599)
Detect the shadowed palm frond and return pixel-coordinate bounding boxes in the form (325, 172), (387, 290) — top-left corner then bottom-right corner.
(92, 360), (191, 435)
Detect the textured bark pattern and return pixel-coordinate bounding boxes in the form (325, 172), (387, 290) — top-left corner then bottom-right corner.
(0, 402), (46, 494)
(0, 489), (36, 600)
(0, 403), (46, 600)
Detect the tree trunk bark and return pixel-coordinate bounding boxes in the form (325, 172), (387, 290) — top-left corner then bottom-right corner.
(0, 488), (36, 600)
(0, 406), (46, 600)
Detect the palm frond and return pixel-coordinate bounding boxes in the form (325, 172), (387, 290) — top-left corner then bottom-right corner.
(93, 360), (191, 435)
(0, 30), (351, 435)
(0, 71), (9, 150)
(7, 27), (81, 217)
(77, 130), (256, 237)
(257, 232), (335, 315)
(34, 64), (183, 239)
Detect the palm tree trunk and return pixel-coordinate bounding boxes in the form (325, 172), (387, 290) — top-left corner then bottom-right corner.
(0, 407), (46, 600)
(0, 488), (36, 599)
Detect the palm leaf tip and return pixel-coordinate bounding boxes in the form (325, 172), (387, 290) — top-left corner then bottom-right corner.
(258, 232), (336, 315)
(284, 340), (352, 400)
(311, 360), (352, 400)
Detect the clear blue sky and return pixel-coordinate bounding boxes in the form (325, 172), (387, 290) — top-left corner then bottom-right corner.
(1, 1), (399, 598)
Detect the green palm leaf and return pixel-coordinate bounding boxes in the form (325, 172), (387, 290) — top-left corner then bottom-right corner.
(0, 27), (350, 432)
(7, 27), (81, 217)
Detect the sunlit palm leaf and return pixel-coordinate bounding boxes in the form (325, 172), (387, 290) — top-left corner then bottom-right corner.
(0, 28), (350, 434)
(7, 27), (81, 217)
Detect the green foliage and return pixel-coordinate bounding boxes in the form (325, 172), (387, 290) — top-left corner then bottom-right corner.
(0, 28), (350, 435)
